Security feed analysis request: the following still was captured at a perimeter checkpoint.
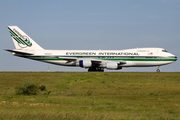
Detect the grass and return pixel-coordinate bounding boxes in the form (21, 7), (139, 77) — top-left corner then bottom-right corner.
(0, 72), (180, 119)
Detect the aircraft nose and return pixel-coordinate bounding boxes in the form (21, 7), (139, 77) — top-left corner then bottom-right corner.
(174, 56), (178, 61)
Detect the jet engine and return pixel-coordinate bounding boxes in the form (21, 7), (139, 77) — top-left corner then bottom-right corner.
(79, 60), (92, 68)
(106, 62), (121, 70)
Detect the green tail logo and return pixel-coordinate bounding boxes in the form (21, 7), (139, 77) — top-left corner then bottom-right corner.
(8, 27), (32, 48)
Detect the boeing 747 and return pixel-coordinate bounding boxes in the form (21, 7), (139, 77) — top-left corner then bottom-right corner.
(5, 26), (177, 72)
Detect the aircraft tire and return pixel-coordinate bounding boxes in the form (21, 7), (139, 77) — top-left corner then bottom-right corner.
(156, 69), (160, 72)
(88, 67), (104, 72)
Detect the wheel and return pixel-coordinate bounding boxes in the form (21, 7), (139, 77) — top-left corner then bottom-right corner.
(88, 67), (104, 72)
(156, 66), (161, 72)
(96, 67), (104, 72)
(156, 69), (160, 72)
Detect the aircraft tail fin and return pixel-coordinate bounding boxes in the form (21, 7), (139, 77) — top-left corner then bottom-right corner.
(8, 26), (44, 50)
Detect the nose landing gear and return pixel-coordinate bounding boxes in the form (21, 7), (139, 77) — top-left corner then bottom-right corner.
(156, 66), (161, 72)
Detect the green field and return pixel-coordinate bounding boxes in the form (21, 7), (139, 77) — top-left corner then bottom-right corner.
(0, 72), (180, 120)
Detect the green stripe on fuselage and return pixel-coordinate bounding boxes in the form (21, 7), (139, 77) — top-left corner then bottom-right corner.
(26, 56), (177, 61)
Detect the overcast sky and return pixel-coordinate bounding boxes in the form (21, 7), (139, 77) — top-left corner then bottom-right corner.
(0, 0), (179, 72)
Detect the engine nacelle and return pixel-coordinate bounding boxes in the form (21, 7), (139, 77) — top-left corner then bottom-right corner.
(106, 62), (121, 70)
(79, 60), (92, 68)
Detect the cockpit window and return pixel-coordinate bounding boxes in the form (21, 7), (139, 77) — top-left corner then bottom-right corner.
(162, 50), (168, 52)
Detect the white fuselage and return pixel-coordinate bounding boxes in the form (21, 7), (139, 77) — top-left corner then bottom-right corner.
(19, 48), (177, 68)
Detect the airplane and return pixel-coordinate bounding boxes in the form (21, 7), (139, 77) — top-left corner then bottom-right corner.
(5, 26), (177, 72)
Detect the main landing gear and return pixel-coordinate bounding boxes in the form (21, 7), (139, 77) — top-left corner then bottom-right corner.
(156, 66), (161, 72)
(88, 67), (104, 72)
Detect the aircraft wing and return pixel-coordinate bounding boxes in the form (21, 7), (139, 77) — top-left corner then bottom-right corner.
(58, 57), (78, 61)
(58, 56), (126, 65)
(90, 58), (126, 64)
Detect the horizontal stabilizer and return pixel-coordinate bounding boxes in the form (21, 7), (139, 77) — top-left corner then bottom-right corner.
(4, 49), (33, 55)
